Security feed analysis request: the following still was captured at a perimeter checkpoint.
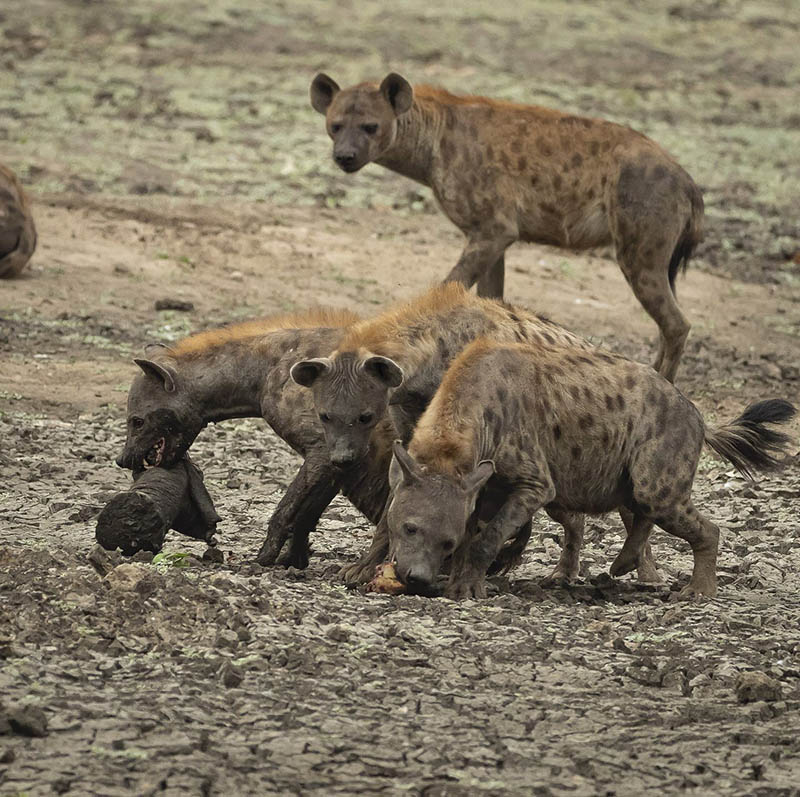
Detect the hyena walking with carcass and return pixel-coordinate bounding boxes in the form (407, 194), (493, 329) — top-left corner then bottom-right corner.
(291, 283), (658, 585)
(116, 307), (396, 569)
(310, 73), (704, 382)
(384, 339), (795, 599)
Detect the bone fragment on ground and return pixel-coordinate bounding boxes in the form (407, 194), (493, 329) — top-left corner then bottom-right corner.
(365, 562), (406, 595)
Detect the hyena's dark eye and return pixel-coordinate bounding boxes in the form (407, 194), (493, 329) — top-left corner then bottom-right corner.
(319, 413), (331, 424)
(358, 412), (373, 425)
(361, 123), (378, 135)
(130, 417), (144, 430)
(403, 523), (418, 537)
(331, 124), (342, 134)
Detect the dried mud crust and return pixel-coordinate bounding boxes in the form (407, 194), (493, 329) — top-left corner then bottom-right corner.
(1, 412), (800, 795)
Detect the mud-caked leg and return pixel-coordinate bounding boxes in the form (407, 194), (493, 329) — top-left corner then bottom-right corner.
(541, 507), (584, 585)
(340, 512), (391, 586)
(256, 457), (341, 568)
(616, 506), (661, 583)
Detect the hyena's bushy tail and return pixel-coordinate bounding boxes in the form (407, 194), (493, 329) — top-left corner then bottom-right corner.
(668, 182), (704, 293)
(704, 399), (796, 481)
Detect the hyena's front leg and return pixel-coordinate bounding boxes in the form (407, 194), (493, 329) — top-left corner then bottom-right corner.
(256, 456), (341, 568)
(447, 483), (550, 600)
(340, 512), (391, 586)
(444, 232), (515, 298)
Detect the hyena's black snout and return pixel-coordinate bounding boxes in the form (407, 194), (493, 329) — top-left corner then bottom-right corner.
(334, 152), (358, 172)
(399, 563), (435, 589)
(330, 450), (357, 468)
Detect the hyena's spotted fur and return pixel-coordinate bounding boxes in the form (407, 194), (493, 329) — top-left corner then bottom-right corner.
(386, 339), (795, 600)
(291, 282), (658, 585)
(311, 73), (704, 382)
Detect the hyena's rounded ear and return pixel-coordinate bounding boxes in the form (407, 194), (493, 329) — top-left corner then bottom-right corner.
(133, 358), (177, 393)
(310, 73), (341, 114)
(362, 355), (404, 388)
(389, 439), (420, 489)
(463, 460), (495, 494)
(143, 342), (170, 356)
(290, 357), (332, 388)
(380, 73), (413, 116)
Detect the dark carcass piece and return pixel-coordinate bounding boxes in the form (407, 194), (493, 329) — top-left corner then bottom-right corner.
(96, 457), (220, 556)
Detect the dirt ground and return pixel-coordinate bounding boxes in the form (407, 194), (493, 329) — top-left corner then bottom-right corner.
(2, 1), (800, 794)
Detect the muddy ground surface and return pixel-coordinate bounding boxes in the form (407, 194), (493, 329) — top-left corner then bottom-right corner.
(2, 0), (800, 794)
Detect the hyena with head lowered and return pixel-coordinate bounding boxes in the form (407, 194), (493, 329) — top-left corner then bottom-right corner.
(310, 73), (704, 382)
(291, 282), (658, 585)
(385, 339), (795, 600)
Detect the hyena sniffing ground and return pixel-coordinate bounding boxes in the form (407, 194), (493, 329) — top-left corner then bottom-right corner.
(385, 339), (794, 600)
(291, 283), (659, 585)
(311, 73), (704, 382)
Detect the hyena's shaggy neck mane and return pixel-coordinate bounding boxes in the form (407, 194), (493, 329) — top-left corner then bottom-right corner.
(168, 307), (360, 360)
(411, 84), (566, 118)
(334, 282), (514, 371)
(409, 338), (500, 476)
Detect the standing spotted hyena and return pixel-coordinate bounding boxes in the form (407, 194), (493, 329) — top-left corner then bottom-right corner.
(310, 73), (704, 382)
(384, 339), (794, 600)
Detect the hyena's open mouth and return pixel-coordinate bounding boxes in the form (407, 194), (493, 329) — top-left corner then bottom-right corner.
(143, 437), (166, 469)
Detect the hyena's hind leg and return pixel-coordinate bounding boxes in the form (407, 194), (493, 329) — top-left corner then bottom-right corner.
(476, 254), (505, 299)
(627, 264), (690, 384)
(617, 505), (661, 583)
(620, 438), (718, 597)
(541, 507), (584, 585)
(648, 503), (719, 598)
(610, 511), (655, 581)
(611, 168), (695, 383)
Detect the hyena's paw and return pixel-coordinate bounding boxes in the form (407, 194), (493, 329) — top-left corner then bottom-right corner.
(339, 559), (379, 587)
(444, 577), (487, 601)
(276, 543), (310, 570)
(541, 561), (579, 587)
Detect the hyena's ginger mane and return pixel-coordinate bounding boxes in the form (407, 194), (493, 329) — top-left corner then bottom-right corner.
(336, 283), (478, 362)
(168, 307), (361, 360)
(410, 338), (502, 475)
